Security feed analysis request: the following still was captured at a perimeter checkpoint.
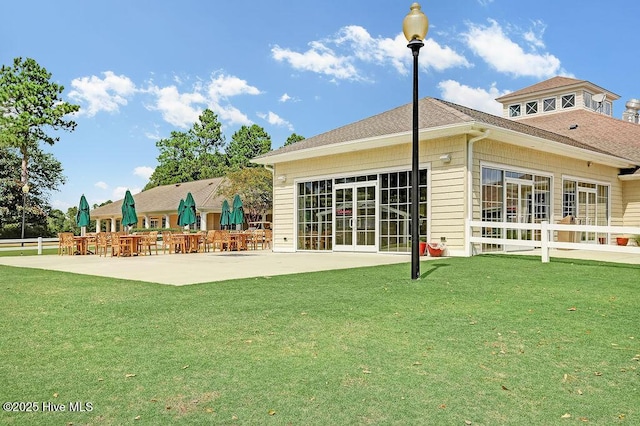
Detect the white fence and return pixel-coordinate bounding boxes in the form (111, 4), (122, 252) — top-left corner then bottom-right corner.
(0, 237), (59, 254)
(467, 220), (640, 262)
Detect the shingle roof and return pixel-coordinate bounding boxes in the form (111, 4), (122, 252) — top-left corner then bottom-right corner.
(519, 109), (640, 163)
(495, 76), (587, 101)
(91, 177), (227, 217)
(257, 97), (631, 162)
(494, 76), (620, 102)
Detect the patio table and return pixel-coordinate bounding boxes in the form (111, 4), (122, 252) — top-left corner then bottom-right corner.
(118, 235), (143, 257)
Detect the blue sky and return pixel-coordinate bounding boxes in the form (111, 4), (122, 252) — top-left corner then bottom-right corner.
(2, 0), (639, 212)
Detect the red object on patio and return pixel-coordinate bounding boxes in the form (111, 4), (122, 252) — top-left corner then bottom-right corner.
(427, 242), (444, 257)
(616, 237), (629, 246)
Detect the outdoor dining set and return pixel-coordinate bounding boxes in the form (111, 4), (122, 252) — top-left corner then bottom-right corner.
(57, 229), (272, 257)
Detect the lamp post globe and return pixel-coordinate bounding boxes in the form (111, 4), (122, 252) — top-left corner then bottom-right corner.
(403, 3), (428, 280)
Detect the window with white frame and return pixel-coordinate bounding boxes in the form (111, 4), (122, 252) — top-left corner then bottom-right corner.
(543, 97), (556, 112)
(561, 94), (575, 109)
(525, 101), (538, 115)
(509, 104), (521, 117)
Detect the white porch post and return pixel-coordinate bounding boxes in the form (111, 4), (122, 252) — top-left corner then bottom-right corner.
(144, 215), (150, 229)
(200, 212), (208, 230)
(111, 217), (117, 232)
(95, 219), (101, 233)
(165, 214), (170, 228)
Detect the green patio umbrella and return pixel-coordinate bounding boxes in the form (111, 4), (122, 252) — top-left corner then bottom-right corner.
(121, 190), (138, 232)
(230, 194), (245, 229)
(177, 198), (186, 227)
(76, 194), (91, 236)
(182, 192), (197, 228)
(220, 199), (231, 230)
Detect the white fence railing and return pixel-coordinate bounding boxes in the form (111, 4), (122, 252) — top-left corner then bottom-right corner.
(0, 237), (59, 254)
(467, 220), (640, 263)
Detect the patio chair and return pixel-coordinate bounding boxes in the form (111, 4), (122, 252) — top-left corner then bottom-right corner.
(204, 230), (216, 252)
(95, 232), (111, 257)
(213, 230), (231, 252)
(58, 232), (75, 255)
(111, 233), (129, 257)
(141, 231), (159, 255)
(263, 229), (273, 249)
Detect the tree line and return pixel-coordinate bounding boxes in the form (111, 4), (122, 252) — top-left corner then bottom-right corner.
(0, 57), (305, 238)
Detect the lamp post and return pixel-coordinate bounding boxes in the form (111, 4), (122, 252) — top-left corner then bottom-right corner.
(403, 3), (429, 280)
(20, 182), (30, 247)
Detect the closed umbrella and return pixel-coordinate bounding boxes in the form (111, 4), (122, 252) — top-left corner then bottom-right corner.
(220, 199), (231, 230)
(76, 194), (91, 236)
(230, 194), (245, 230)
(182, 192), (197, 228)
(177, 198), (185, 227)
(121, 190), (138, 232)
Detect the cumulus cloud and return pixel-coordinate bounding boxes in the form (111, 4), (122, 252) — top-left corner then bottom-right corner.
(144, 72), (260, 128)
(279, 93), (296, 103)
(133, 166), (155, 180)
(437, 80), (508, 115)
(145, 85), (206, 128)
(272, 41), (361, 81)
(463, 19), (563, 78)
(69, 71), (136, 116)
(272, 25), (469, 81)
(94, 181), (108, 190)
(257, 111), (294, 131)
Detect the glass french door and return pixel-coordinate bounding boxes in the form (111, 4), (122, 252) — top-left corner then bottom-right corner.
(505, 179), (533, 251)
(577, 189), (597, 242)
(334, 183), (377, 252)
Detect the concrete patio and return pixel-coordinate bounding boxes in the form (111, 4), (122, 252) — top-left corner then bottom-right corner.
(0, 247), (637, 286)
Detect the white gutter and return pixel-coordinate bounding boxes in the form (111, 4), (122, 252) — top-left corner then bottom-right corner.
(466, 129), (491, 257)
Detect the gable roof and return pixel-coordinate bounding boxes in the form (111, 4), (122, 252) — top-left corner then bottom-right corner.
(91, 177), (227, 217)
(255, 97), (638, 166)
(495, 76), (620, 102)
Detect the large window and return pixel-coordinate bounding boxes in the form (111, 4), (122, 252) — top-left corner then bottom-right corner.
(562, 178), (609, 242)
(481, 166), (551, 251)
(297, 179), (333, 250)
(379, 169), (427, 253)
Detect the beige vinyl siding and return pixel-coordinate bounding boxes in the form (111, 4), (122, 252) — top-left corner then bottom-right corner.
(472, 139), (624, 226)
(271, 135), (468, 252)
(622, 180), (640, 227)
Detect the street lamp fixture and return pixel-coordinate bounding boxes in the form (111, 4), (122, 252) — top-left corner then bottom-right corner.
(403, 2), (429, 280)
(21, 183), (30, 246)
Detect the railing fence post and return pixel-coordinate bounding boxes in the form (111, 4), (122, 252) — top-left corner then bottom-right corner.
(541, 221), (549, 263)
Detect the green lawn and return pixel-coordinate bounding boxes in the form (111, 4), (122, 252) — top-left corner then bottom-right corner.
(1, 256), (638, 425)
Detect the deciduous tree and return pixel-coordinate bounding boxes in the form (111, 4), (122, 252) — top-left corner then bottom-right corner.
(217, 167), (272, 225)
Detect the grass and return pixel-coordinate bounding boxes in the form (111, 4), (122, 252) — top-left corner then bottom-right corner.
(0, 255), (638, 425)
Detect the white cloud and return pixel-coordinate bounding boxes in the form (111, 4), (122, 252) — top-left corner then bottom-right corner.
(279, 93), (293, 103)
(464, 19), (562, 78)
(257, 111), (294, 131)
(145, 72), (261, 128)
(523, 20), (547, 50)
(272, 25), (469, 80)
(272, 41), (361, 81)
(69, 71), (136, 116)
(146, 85), (206, 128)
(94, 181), (108, 190)
(437, 80), (507, 115)
(207, 73), (262, 101)
(133, 166), (154, 180)
(421, 39), (472, 73)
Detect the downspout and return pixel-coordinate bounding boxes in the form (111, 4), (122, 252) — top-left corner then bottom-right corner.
(466, 129), (490, 256)
(263, 164), (274, 174)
